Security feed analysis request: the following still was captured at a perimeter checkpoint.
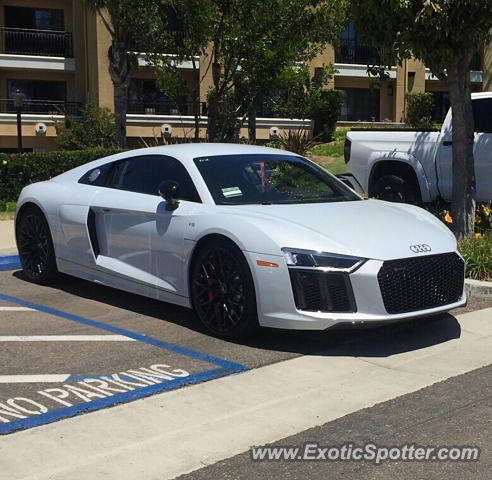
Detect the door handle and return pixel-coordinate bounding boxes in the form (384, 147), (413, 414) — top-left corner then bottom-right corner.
(442, 140), (452, 146)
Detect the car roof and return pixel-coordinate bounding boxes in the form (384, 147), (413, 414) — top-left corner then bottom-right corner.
(118, 143), (296, 163)
(471, 92), (492, 99)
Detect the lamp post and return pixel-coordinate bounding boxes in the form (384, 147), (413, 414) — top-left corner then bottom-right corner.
(14, 89), (24, 153)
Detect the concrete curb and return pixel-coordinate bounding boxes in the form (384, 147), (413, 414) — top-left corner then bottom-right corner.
(465, 278), (492, 300)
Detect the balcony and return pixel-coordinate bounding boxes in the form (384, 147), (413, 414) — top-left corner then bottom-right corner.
(335, 39), (380, 65)
(127, 100), (207, 116)
(0, 27), (73, 57)
(0, 99), (81, 115)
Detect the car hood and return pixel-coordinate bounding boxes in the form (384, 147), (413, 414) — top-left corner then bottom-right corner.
(217, 199), (456, 260)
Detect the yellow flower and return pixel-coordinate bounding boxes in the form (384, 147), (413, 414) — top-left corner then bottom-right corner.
(482, 205), (491, 216)
(474, 233), (482, 239)
(475, 215), (482, 224)
(444, 212), (453, 224)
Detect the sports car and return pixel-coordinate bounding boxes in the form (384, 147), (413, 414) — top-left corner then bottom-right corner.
(15, 144), (466, 338)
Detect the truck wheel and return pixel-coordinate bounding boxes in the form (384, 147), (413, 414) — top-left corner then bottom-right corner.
(373, 175), (419, 204)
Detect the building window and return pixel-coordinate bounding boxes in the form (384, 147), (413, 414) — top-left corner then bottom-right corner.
(4, 7), (64, 31)
(338, 88), (380, 121)
(128, 79), (186, 115)
(8, 79), (66, 101)
(336, 22), (380, 65)
(3, 7), (72, 57)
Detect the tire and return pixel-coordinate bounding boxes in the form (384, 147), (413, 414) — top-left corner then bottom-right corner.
(373, 174), (420, 204)
(190, 238), (259, 339)
(16, 206), (58, 284)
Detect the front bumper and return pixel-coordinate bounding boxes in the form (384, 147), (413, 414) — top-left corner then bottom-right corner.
(244, 251), (466, 330)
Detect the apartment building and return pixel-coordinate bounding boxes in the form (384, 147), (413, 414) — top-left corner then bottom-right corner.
(0, 2), (490, 151)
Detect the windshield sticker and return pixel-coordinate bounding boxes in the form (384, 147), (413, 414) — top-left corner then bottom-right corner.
(222, 187), (243, 198)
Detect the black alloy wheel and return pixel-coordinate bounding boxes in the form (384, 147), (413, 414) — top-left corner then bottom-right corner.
(190, 239), (258, 339)
(16, 207), (58, 284)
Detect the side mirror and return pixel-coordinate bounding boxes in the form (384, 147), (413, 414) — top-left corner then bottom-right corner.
(158, 180), (180, 211)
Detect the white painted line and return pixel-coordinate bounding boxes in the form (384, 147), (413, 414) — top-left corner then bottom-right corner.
(0, 335), (135, 342)
(0, 306), (35, 312)
(2, 308), (492, 480)
(0, 374), (70, 384)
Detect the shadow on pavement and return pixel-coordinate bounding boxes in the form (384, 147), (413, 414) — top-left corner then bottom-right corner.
(12, 270), (461, 359)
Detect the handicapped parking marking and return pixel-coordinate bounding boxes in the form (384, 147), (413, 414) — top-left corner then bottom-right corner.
(0, 289), (247, 435)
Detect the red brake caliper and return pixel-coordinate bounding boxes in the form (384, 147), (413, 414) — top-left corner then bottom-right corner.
(207, 278), (215, 301)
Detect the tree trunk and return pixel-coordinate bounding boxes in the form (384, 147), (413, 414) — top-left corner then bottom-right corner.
(248, 104), (257, 144)
(207, 61), (221, 142)
(447, 58), (476, 240)
(207, 95), (218, 142)
(108, 39), (131, 149)
(191, 57), (200, 142)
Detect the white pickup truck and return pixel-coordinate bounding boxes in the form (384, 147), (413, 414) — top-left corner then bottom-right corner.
(343, 92), (492, 204)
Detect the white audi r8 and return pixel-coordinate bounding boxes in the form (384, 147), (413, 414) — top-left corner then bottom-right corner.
(15, 144), (466, 338)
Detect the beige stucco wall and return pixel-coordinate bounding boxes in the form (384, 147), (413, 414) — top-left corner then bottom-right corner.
(85, 9), (113, 109)
(309, 45), (335, 88)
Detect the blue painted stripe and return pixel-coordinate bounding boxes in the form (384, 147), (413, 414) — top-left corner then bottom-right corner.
(0, 255), (20, 271)
(0, 367), (235, 435)
(0, 292), (247, 373)
(0, 290), (248, 435)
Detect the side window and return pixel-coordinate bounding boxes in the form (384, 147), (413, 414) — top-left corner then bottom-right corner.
(472, 98), (492, 133)
(78, 162), (112, 186)
(108, 155), (201, 202)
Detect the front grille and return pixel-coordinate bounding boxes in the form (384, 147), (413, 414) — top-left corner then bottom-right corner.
(378, 253), (464, 314)
(289, 270), (356, 313)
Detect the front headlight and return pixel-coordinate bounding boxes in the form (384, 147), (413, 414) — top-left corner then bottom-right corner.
(282, 248), (365, 272)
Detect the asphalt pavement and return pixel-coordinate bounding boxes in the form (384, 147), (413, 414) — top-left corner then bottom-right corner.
(178, 364), (492, 480)
(0, 217), (491, 479)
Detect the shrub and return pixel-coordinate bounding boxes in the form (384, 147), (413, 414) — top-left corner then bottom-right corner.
(272, 65), (342, 141)
(278, 128), (316, 156)
(474, 203), (492, 234)
(0, 149), (120, 202)
(310, 89), (345, 142)
(55, 102), (116, 150)
(459, 232), (492, 281)
(405, 92), (434, 129)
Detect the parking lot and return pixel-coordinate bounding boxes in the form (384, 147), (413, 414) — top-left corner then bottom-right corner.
(1, 256), (492, 436)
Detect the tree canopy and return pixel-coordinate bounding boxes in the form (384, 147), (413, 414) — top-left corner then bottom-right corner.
(351, 0), (492, 239)
(85, 0), (169, 147)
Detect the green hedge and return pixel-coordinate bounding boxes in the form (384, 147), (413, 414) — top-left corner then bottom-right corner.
(0, 149), (120, 203)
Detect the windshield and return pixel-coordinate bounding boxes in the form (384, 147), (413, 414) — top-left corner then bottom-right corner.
(194, 154), (361, 205)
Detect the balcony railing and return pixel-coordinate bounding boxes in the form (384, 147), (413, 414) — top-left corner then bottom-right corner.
(127, 100), (207, 116)
(335, 39), (380, 65)
(0, 27), (73, 57)
(0, 99), (81, 115)
(131, 29), (186, 53)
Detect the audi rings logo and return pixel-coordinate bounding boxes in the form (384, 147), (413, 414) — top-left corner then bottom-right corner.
(409, 244), (432, 253)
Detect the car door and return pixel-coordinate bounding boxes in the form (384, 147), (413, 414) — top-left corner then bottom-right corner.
(88, 154), (202, 297)
(471, 98), (492, 202)
(436, 97), (492, 202)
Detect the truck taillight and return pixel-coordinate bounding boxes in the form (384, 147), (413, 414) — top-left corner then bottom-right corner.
(344, 138), (351, 164)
